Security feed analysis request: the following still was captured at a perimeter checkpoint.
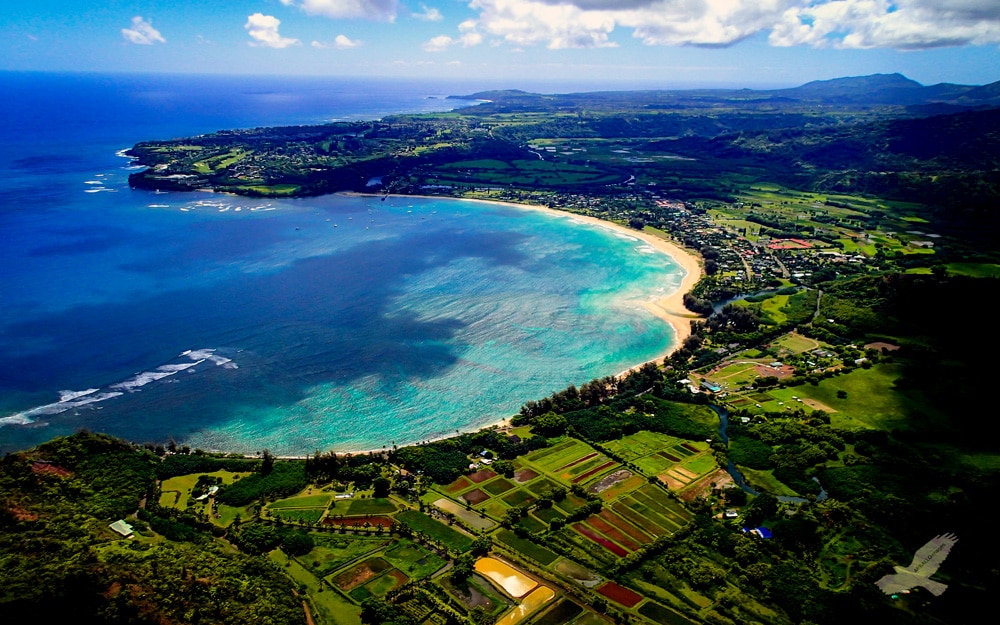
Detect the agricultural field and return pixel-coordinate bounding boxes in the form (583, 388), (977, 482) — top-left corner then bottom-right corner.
(604, 432), (715, 493)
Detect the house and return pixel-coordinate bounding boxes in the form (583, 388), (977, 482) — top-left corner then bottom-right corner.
(700, 381), (722, 393)
(724, 509), (739, 519)
(110, 519), (134, 538)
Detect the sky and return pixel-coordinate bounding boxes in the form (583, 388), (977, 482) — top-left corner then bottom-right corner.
(3, 0), (1000, 88)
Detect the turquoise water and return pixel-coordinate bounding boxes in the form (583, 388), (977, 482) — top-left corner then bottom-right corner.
(0, 73), (683, 454)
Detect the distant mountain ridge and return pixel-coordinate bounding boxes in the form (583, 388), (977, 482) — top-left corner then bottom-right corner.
(453, 73), (1000, 112)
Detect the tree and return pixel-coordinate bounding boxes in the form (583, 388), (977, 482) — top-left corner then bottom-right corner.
(372, 476), (391, 498)
(261, 449), (275, 475)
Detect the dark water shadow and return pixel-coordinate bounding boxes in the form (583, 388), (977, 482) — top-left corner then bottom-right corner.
(0, 226), (530, 449)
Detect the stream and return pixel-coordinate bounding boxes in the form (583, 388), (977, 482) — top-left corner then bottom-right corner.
(710, 404), (827, 503)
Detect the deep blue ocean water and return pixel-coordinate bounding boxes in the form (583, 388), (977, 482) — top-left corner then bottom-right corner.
(0, 72), (683, 454)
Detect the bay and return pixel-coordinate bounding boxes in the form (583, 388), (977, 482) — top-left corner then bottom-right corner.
(0, 73), (682, 454)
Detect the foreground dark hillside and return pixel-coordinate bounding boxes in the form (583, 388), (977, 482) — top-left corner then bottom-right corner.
(0, 433), (302, 624)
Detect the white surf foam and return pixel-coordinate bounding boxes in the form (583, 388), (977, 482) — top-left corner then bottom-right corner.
(58, 388), (99, 402)
(1, 348), (238, 427)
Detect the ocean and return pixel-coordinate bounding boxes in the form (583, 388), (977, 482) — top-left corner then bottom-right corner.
(0, 72), (683, 455)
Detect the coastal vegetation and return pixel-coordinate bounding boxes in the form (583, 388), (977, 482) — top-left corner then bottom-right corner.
(4, 74), (999, 623)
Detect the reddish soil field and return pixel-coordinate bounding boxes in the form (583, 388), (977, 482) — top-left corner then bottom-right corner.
(332, 557), (391, 591)
(380, 569), (409, 593)
(681, 443), (701, 453)
(513, 469), (539, 483)
(446, 476), (473, 493)
(462, 489), (490, 505)
(31, 462), (72, 478)
(596, 582), (643, 608)
(585, 517), (642, 552)
(573, 523), (628, 557)
(599, 509), (652, 544)
(556, 452), (598, 471)
(657, 451), (681, 462)
(572, 461), (616, 484)
(322, 515), (394, 528)
(468, 469), (497, 484)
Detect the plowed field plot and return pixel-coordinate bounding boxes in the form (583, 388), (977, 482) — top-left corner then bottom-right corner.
(595, 582), (642, 607)
(513, 469), (539, 483)
(598, 509), (652, 544)
(557, 452), (599, 471)
(469, 469), (497, 483)
(572, 461), (617, 484)
(332, 557), (392, 591)
(573, 523), (628, 557)
(584, 517), (642, 551)
(463, 489), (490, 505)
(446, 476), (473, 493)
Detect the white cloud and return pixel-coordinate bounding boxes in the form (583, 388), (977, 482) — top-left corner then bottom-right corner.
(770, 0), (1000, 49)
(312, 35), (363, 48)
(245, 13), (301, 48)
(337, 34), (364, 48)
(121, 16), (166, 45)
(456, 0), (1000, 50)
(414, 3), (444, 21)
(422, 23), (484, 52)
(422, 35), (456, 51)
(282, 0), (399, 21)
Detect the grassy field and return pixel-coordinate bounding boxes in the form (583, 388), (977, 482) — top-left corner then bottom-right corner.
(396, 510), (474, 552)
(159, 470), (247, 510)
(269, 494), (333, 509)
(302, 535), (390, 577)
(738, 467), (800, 497)
(269, 550), (361, 625)
(342, 498), (397, 516)
(774, 332), (823, 354)
(383, 539), (447, 579)
(767, 364), (912, 430)
(495, 530), (559, 565)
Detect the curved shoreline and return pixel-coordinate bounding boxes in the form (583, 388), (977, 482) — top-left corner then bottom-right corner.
(347, 192), (703, 364)
(319, 192), (704, 456)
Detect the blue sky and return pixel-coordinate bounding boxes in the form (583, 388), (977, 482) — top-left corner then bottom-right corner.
(3, 1), (1000, 87)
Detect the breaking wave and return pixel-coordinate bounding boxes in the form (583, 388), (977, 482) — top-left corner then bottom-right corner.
(0, 348), (237, 427)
